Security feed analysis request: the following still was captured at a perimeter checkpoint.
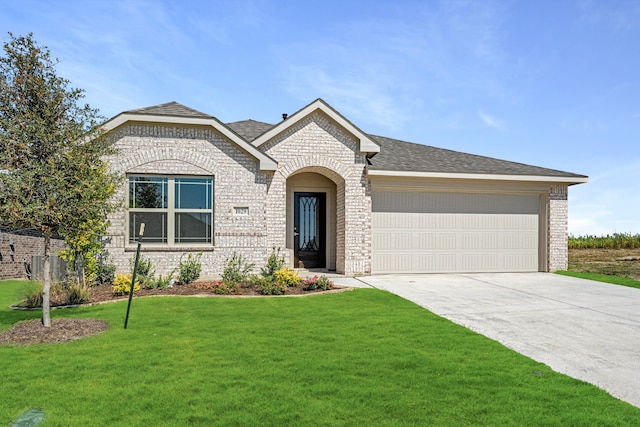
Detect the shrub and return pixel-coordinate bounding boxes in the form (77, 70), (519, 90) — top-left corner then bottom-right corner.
(213, 281), (236, 295)
(178, 252), (202, 285)
(146, 271), (174, 289)
(193, 280), (235, 294)
(20, 281), (66, 307)
(21, 281), (43, 307)
(249, 274), (286, 295)
(261, 247), (286, 278)
(222, 252), (254, 285)
(274, 267), (300, 288)
(66, 282), (90, 305)
(301, 275), (334, 291)
(112, 273), (141, 296)
(131, 255), (155, 286)
(95, 258), (116, 286)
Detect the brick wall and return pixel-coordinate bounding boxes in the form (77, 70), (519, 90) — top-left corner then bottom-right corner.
(105, 124), (272, 276)
(548, 184), (569, 271)
(105, 113), (374, 277)
(0, 228), (66, 280)
(261, 111), (372, 275)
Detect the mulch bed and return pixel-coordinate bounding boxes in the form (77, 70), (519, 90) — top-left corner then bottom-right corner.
(85, 280), (328, 304)
(0, 318), (109, 346)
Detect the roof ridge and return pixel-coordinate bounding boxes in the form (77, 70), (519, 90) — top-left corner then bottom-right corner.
(226, 118), (274, 126)
(369, 134), (587, 178)
(125, 101), (213, 119)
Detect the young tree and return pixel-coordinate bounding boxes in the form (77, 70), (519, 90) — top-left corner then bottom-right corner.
(0, 33), (119, 327)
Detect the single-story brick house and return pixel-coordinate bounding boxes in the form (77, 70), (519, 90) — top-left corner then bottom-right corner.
(102, 99), (587, 276)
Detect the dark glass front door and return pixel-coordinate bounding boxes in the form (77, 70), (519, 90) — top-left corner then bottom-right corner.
(294, 192), (326, 268)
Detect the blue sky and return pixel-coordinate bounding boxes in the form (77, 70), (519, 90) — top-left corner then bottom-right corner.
(2, 0), (639, 235)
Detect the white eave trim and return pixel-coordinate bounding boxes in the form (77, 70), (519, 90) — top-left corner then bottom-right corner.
(251, 100), (380, 154)
(102, 113), (278, 171)
(367, 169), (589, 184)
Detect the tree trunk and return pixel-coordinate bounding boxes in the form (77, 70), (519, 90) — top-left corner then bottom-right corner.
(77, 253), (85, 287)
(42, 228), (51, 327)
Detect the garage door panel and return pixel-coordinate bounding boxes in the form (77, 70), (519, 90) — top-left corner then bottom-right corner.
(372, 192), (540, 273)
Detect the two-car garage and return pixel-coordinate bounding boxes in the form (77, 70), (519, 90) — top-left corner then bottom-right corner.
(371, 189), (544, 274)
(364, 136), (587, 275)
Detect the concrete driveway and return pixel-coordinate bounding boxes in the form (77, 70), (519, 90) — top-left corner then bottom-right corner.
(335, 273), (640, 408)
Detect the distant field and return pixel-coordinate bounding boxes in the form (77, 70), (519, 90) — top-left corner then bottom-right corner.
(568, 247), (640, 281)
(567, 233), (640, 280)
(569, 233), (640, 249)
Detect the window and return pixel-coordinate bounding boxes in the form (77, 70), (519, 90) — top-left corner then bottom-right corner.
(128, 176), (213, 245)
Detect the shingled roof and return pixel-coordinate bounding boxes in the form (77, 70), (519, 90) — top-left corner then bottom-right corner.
(226, 120), (274, 142)
(368, 135), (586, 178)
(111, 101), (584, 179)
(124, 101), (213, 119)
(224, 120), (584, 178)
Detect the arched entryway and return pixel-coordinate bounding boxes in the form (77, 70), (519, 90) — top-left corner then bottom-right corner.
(287, 170), (341, 271)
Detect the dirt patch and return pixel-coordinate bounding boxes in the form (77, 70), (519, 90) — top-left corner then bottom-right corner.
(569, 248), (640, 280)
(0, 318), (109, 346)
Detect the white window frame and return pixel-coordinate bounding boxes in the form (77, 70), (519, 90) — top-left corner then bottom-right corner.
(127, 174), (214, 246)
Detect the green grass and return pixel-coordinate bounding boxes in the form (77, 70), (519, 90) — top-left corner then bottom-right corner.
(556, 270), (640, 289)
(569, 232), (640, 249)
(1, 280), (639, 426)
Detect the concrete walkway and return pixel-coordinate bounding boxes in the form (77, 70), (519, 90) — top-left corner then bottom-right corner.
(333, 273), (640, 408)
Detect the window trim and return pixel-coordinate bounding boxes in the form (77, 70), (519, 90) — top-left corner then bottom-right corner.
(127, 174), (214, 247)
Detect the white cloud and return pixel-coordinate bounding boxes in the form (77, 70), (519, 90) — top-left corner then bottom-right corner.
(477, 110), (505, 129)
(274, 1), (514, 134)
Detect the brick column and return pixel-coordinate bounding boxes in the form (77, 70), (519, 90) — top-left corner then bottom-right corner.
(548, 185), (568, 271)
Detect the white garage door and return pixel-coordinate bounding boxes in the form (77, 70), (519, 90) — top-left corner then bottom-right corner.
(372, 192), (540, 273)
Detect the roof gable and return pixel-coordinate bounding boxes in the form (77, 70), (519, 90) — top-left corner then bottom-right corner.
(103, 100), (587, 184)
(251, 99), (380, 155)
(124, 101), (213, 119)
(102, 102), (277, 171)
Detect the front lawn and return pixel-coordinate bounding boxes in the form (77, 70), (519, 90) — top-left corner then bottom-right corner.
(1, 280), (638, 426)
(556, 270), (640, 289)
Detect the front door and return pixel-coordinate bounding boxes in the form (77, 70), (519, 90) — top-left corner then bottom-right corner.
(294, 192), (326, 269)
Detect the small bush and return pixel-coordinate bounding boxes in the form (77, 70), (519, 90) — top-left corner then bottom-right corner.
(21, 281), (44, 307)
(301, 275), (334, 291)
(66, 282), (90, 305)
(213, 281), (236, 295)
(222, 252), (254, 285)
(95, 260), (116, 286)
(146, 270), (175, 289)
(274, 267), (300, 288)
(261, 247), (286, 278)
(193, 280), (235, 294)
(131, 255), (155, 286)
(20, 281), (67, 307)
(249, 274), (286, 295)
(112, 273), (141, 296)
(178, 252), (202, 285)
